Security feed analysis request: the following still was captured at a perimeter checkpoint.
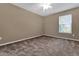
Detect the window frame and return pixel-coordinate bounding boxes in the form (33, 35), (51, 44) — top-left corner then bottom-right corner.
(58, 14), (72, 34)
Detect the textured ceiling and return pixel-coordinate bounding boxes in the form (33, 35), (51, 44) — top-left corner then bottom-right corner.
(12, 3), (79, 16)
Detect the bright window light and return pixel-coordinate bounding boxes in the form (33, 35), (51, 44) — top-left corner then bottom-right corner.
(59, 14), (72, 33)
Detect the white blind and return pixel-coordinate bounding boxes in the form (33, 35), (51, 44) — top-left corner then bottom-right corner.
(59, 14), (72, 33)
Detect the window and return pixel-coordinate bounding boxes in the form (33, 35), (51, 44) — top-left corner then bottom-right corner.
(59, 14), (72, 33)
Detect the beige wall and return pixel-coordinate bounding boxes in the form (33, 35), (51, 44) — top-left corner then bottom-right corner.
(44, 8), (79, 39)
(0, 3), (79, 45)
(0, 4), (43, 44)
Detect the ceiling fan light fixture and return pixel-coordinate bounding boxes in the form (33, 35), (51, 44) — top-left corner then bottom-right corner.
(40, 3), (52, 11)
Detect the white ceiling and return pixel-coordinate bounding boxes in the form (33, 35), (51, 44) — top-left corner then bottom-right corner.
(12, 3), (79, 16)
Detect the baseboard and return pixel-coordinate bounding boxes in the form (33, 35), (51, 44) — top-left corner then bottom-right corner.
(0, 34), (79, 47)
(44, 34), (79, 42)
(0, 35), (42, 46)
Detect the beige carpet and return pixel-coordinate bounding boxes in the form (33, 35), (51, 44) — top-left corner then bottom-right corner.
(0, 36), (79, 56)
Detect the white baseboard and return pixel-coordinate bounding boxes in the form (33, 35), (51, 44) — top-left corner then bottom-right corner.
(44, 34), (79, 42)
(0, 35), (42, 46)
(0, 34), (79, 47)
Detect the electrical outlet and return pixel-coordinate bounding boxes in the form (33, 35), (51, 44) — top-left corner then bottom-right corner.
(0, 37), (2, 40)
(72, 34), (75, 37)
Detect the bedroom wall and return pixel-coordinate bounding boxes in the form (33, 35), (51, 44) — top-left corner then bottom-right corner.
(44, 8), (79, 39)
(0, 3), (43, 44)
(0, 3), (79, 45)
